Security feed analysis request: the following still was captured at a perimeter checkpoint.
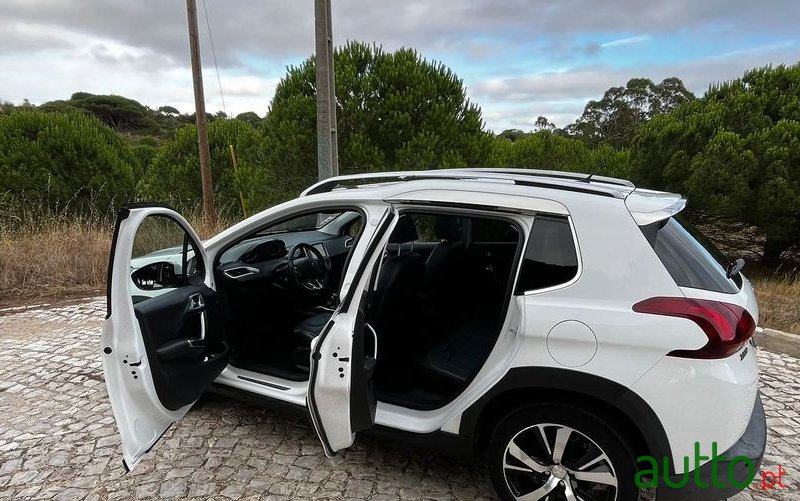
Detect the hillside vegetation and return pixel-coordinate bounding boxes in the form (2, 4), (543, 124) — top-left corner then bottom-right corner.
(1, 42), (798, 328)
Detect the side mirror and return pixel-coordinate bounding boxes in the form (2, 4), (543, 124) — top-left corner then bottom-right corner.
(131, 261), (178, 290)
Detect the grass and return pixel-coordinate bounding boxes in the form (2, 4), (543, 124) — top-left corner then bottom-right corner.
(750, 271), (800, 335)
(0, 219), (111, 302)
(0, 193), (233, 304)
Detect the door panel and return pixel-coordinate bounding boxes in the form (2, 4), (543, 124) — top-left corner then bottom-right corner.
(133, 284), (228, 411)
(307, 209), (394, 455)
(101, 206), (228, 471)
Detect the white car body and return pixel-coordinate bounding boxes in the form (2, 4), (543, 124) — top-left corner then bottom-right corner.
(102, 169), (765, 501)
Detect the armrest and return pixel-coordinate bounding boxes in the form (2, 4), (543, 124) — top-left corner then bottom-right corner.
(157, 338), (205, 361)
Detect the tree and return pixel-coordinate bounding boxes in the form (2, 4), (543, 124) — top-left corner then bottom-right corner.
(158, 105), (180, 116)
(0, 110), (137, 210)
(235, 111), (262, 127)
(492, 131), (630, 178)
(38, 93), (192, 138)
(264, 41), (493, 200)
(497, 129), (528, 142)
(66, 92), (160, 133)
(139, 119), (271, 215)
(0, 101), (14, 115)
(567, 78), (694, 148)
(534, 116), (555, 132)
(631, 64), (800, 264)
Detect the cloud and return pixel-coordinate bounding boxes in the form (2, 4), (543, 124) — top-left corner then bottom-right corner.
(1, 0), (798, 129)
(469, 44), (800, 131)
(3, 0), (799, 69)
(0, 20), (80, 52)
(601, 35), (652, 48)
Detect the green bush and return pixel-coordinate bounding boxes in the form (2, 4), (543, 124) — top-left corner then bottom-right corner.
(139, 119), (272, 216)
(490, 132), (630, 178)
(631, 63), (800, 263)
(0, 110), (137, 211)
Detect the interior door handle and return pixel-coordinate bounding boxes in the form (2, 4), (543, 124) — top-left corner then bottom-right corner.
(188, 293), (205, 311)
(365, 323), (378, 360)
(157, 338), (206, 361)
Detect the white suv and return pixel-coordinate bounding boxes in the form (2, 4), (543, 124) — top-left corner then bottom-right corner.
(102, 168), (765, 501)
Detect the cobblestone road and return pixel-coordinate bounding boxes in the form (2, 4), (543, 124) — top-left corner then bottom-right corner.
(0, 298), (798, 500)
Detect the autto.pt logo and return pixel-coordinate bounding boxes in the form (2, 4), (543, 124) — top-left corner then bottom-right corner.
(635, 442), (787, 491)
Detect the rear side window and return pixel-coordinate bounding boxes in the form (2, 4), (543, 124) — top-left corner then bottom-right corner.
(516, 215), (579, 293)
(472, 218), (519, 243)
(642, 216), (740, 294)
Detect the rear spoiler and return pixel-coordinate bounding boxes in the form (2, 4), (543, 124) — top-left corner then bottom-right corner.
(625, 189), (687, 225)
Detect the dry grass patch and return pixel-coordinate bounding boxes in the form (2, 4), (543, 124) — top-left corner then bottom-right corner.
(751, 274), (800, 335)
(0, 196), (236, 303)
(0, 221), (112, 301)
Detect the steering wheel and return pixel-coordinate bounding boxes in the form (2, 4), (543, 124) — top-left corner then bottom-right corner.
(287, 243), (330, 292)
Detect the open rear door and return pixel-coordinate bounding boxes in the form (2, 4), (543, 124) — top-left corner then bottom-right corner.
(101, 204), (229, 471)
(306, 210), (394, 456)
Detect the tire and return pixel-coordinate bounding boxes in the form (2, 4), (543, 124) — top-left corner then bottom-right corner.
(486, 403), (640, 501)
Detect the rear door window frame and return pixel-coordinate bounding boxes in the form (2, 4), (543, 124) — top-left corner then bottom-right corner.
(515, 213), (582, 295)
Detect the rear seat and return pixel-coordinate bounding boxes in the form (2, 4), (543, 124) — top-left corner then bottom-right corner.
(418, 306), (498, 383)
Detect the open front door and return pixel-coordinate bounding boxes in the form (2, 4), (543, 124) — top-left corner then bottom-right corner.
(101, 204), (229, 471)
(306, 210), (394, 456)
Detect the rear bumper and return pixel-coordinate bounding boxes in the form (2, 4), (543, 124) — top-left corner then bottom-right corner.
(657, 393), (766, 500)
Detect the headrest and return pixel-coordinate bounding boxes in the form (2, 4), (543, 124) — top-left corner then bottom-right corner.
(434, 216), (462, 241)
(389, 215), (419, 244)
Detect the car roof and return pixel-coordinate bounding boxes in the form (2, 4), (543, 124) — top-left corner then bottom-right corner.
(299, 169), (685, 224)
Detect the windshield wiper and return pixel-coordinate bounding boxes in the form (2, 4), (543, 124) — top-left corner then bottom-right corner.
(726, 258), (745, 279)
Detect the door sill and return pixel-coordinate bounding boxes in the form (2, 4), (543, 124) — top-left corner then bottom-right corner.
(214, 364), (309, 407)
(237, 375), (291, 390)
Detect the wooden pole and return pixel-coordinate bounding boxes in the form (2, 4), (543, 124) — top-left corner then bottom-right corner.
(314, 0), (338, 181)
(186, 0), (216, 225)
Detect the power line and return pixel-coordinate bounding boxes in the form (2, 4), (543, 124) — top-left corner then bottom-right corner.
(201, 0), (227, 117)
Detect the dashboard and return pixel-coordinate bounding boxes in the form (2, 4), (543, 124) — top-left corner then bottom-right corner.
(215, 230), (352, 286)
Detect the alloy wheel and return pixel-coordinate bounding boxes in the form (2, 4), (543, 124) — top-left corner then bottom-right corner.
(502, 423), (618, 501)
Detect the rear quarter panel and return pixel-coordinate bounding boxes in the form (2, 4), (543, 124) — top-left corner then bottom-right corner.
(509, 196), (757, 472)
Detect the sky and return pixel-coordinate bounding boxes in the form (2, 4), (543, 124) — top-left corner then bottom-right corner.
(1, 0), (798, 132)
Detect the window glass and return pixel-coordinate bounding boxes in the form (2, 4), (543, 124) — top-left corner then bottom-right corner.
(346, 218), (362, 238)
(642, 216), (740, 294)
(130, 215), (203, 302)
(409, 214), (439, 242)
(516, 215), (579, 293)
(473, 218), (519, 243)
(258, 211), (345, 235)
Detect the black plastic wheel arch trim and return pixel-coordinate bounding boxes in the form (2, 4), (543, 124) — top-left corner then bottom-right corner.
(458, 366), (675, 474)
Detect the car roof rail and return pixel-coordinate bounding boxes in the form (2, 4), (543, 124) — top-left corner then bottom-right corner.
(445, 168), (636, 188)
(300, 169), (631, 198)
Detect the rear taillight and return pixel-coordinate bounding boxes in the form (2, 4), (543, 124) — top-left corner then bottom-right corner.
(633, 297), (756, 359)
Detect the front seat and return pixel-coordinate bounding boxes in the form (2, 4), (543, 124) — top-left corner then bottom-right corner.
(370, 215), (425, 339)
(290, 215), (424, 372)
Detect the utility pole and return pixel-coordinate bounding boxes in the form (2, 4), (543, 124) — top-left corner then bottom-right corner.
(186, 0), (216, 225)
(314, 0), (338, 181)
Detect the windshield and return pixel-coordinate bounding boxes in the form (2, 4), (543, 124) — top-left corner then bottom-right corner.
(258, 212), (343, 235)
